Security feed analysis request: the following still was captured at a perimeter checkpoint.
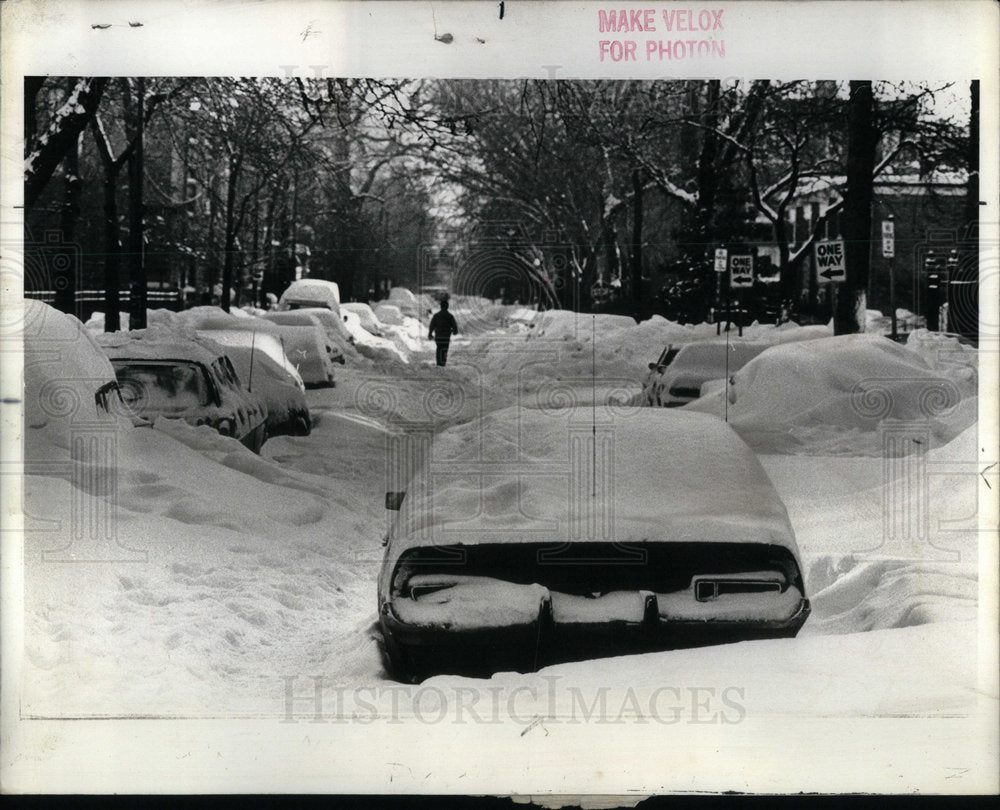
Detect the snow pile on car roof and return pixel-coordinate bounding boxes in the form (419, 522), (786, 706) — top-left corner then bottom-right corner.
(389, 407), (799, 554)
(685, 334), (977, 454)
(96, 324), (225, 364)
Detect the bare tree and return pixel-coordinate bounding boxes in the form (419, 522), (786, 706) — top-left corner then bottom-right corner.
(24, 77), (108, 212)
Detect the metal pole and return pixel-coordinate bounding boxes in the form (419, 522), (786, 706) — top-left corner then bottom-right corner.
(715, 270), (722, 335)
(889, 253), (897, 340)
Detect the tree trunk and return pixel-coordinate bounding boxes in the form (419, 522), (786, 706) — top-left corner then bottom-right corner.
(774, 214), (793, 302)
(965, 80), (979, 230)
(54, 132), (82, 316)
(631, 167), (645, 319)
(24, 76), (45, 148)
(127, 78), (147, 330)
(837, 81), (876, 335)
(102, 169), (122, 332)
(221, 152), (241, 312)
(694, 79), (720, 251)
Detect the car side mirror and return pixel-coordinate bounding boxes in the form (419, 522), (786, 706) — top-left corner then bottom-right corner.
(648, 362), (658, 370)
(385, 491), (406, 510)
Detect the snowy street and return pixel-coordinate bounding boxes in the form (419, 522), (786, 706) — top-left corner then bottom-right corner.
(22, 305), (989, 736)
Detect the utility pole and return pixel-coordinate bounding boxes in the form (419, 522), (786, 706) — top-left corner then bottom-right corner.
(839, 80), (876, 335)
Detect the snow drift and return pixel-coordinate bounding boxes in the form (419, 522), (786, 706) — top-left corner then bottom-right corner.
(685, 334), (977, 454)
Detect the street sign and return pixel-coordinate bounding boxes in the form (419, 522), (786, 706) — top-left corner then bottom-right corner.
(729, 254), (753, 288)
(814, 239), (846, 284)
(882, 220), (895, 258)
(714, 248), (728, 274)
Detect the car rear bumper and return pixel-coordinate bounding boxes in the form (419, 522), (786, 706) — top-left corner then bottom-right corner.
(380, 596), (811, 680)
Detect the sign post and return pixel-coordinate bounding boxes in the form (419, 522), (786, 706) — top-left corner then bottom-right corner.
(814, 239), (846, 325)
(729, 254), (753, 337)
(714, 248), (727, 335)
(882, 217), (896, 339)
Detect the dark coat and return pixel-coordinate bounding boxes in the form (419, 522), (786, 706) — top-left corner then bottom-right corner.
(428, 310), (458, 341)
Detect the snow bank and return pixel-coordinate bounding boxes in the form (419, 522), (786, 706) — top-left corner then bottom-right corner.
(685, 334), (977, 454)
(84, 310), (131, 332)
(531, 310), (637, 340)
(803, 558), (977, 634)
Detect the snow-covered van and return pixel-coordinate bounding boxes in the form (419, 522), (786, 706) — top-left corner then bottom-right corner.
(377, 408), (810, 682)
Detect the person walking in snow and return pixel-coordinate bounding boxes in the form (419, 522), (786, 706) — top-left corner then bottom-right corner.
(428, 298), (459, 367)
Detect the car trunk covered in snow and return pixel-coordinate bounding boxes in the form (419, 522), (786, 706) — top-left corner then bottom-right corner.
(378, 407), (810, 680)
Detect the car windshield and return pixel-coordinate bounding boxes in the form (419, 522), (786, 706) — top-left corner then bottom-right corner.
(112, 360), (212, 413)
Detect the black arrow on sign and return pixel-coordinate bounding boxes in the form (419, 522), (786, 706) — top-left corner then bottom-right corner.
(731, 275), (753, 284)
(819, 269), (845, 280)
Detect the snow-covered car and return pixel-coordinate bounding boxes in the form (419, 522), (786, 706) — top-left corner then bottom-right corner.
(341, 311), (410, 364)
(259, 309), (351, 360)
(98, 330), (269, 453)
(642, 340), (772, 407)
(194, 329), (306, 391)
(277, 279), (342, 313)
(372, 302), (405, 327)
(341, 302), (384, 336)
(220, 344), (311, 437)
(386, 287), (419, 319)
(196, 320), (337, 388)
(377, 408), (811, 682)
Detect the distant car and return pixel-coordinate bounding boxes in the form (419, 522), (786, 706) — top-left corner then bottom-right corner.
(341, 302), (385, 337)
(387, 287), (419, 319)
(642, 340), (772, 407)
(98, 331), (269, 452)
(372, 303), (405, 327)
(377, 408), (810, 682)
(221, 344), (311, 437)
(196, 319), (337, 388)
(277, 279), (342, 313)
(260, 309), (351, 360)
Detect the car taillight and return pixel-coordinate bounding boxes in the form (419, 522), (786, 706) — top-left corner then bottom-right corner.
(694, 578), (783, 602)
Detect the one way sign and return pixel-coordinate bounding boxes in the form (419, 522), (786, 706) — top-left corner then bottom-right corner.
(814, 239), (846, 284)
(729, 254), (754, 289)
